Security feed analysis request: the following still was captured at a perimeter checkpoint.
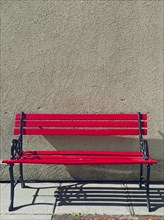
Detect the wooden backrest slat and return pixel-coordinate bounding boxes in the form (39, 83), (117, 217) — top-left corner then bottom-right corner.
(15, 113), (147, 121)
(15, 121), (147, 128)
(14, 128), (147, 136)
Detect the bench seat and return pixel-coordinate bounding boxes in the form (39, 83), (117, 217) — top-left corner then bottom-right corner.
(3, 150), (157, 165)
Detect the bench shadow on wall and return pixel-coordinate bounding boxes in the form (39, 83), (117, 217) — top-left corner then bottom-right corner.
(44, 135), (163, 181)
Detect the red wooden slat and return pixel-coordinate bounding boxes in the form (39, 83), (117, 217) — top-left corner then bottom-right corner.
(15, 121), (147, 128)
(2, 157), (157, 165)
(22, 150), (142, 156)
(14, 128), (147, 135)
(15, 113), (147, 121)
(20, 155), (145, 160)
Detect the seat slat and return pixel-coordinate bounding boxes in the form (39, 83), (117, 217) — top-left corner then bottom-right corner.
(15, 121), (147, 128)
(2, 156), (157, 165)
(14, 128), (147, 136)
(21, 155), (144, 160)
(22, 150), (142, 156)
(15, 113), (147, 121)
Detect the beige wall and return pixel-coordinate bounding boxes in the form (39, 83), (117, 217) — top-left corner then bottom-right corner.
(1, 0), (163, 181)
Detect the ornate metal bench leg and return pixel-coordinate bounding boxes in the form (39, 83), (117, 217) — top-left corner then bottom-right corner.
(9, 164), (15, 211)
(19, 164), (25, 188)
(139, 164), (143, 188)
(146, 164), (151, 212)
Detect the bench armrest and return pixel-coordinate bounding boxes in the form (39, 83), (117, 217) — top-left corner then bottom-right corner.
(140, 139), (149, 160)
(10, 139), (22, 160)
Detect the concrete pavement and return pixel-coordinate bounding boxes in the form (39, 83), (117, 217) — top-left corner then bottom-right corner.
(0, 182), (163, 220)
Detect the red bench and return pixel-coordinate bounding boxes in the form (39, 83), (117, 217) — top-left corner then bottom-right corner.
(2, 112), (157, 211)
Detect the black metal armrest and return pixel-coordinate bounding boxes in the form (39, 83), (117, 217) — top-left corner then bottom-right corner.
(10, 139), (21, 159)
(140, 139), (149, 160)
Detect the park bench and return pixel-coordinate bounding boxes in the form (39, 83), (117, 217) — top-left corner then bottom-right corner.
(2, 112), (157, 212)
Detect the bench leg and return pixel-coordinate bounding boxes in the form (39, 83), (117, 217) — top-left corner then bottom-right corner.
(146, 164), (151, 212)
(19, 164), (25, 188)
(139, 164), (143, 188)
(9, 164), (15, 211)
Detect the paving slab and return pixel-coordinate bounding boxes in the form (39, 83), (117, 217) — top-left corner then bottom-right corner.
(125, 184), (164, 216)
(0, 182), (59, 220)
(54, 183), (164, 216)
(0, 214), (52, 220)
(54, 183), (132, 215)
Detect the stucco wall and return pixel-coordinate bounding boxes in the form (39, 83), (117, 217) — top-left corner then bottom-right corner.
(1, 0), (163, 181)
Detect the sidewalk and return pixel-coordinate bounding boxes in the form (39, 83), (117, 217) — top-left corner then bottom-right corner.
(0, 182), (163, 220)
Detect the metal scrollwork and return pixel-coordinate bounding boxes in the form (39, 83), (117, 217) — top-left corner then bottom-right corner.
(141, 140), (149, 160)
(11, 139), (21, 159)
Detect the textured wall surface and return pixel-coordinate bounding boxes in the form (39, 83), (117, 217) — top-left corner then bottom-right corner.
(1, 0), (163, 181)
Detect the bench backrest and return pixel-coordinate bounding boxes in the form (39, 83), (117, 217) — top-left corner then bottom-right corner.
(14, 113), (147, 136)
